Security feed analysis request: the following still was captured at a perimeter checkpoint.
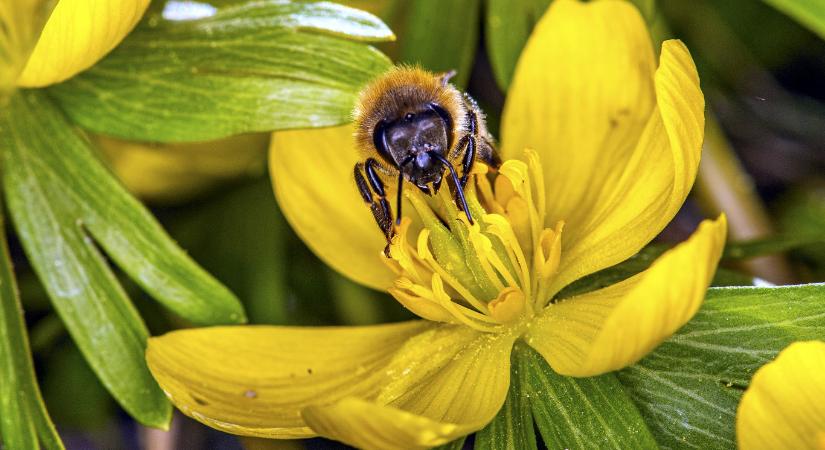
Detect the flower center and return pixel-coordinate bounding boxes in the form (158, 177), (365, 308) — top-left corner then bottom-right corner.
(383, 150), (564, 333)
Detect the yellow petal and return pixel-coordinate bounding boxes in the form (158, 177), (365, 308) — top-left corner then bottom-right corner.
(502, 0), (705, 295)
(97, 133), (269, 204)
(526, 215), (726, 377)
(379, 326), (516, 423)
(737, 341), (825, 450)
(501, 0), (656, 232)
(0, 0), (55, 94)
(303, 398), (475, 450)
(388, 280), (455, 323)
(145, 321), (430, 438)
(18, 0), (149, 87)
(269, 125), (398, 291)
(303, 325), (516, 449)
(551, 39), (704, 295)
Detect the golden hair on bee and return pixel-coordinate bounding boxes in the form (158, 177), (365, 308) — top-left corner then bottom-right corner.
(351, 66), (499, 248)
(353, 66), (467, 161)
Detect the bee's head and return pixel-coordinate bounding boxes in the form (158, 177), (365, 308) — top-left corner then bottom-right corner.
(374, 103), (453, 185)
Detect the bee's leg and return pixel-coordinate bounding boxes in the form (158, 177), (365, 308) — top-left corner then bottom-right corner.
(459, 134), (476, 188)
(364, 158), (387, 197)
(430, 152), (473, 225)
(354, 161), (394, 242)
(455, 106), (478, 188)
(462, 93), (501, 170)
(449, 134), (469, 161)
(477, 137), (501, 169)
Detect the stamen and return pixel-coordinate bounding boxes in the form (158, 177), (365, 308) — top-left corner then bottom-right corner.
(500, 159), (542, 248)
(419, 246), (489, 315)
(534, 221), (564, 307)
(488, 287), (526, 324)
(484, 214), (533, 313)
(483, 240), (521, 291)
(475, 169), (504, 215)
(430, 275), (498, 324)
(383, 150), (561, 333)
(494, 172), (516, 206)
(537, 223), (564, 279)
(387, 285), (453, 323)
(386, 219), (424, 281)
(468, 229), (507, 293)
(432, 274), (500, 332)
(433, 185), (501, 299)
(502, 196), (532, 255)
(407, 193), (479, 293)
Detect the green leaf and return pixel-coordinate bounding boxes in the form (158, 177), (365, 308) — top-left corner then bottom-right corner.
(556, 245), (668, 299)
(0, 208), (63, 450)
(433, 436), (467, 450)
(723, 234), (825, 260)
(386, 0), (480, 88)
(557, 240), (763, 299)
(476, 345), (538, 450)
(711, 267), (757, 287)
(762, 0), (825, 40)
(515, 342), (658, 450)
(47, 0), (393, 142)
(0, 90), (246, 426)
(4, 90), (244, 326)
(618, 283), (825, 449)
(0, 0), (56, 97)
(1, 90), (171, 427)
(485, 0), (551, 90)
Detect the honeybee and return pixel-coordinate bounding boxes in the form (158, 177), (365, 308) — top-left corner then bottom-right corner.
(353, 67), (500, 243)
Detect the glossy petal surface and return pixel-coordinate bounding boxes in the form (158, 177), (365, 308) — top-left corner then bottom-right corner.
(269, 125), (397, 290)
(18, 0), (149, 87)
(501, 0), (705, 294)
(526, 216), (726, 377)
(737, 341), (825, 450)
(146, 321), (429, 438)
(303, 326), (516, 449)
(379, 326), (516, 423)
(550, 39), (704, 294)
(501, 0), (655, 232)
(303, 398), (474, 450)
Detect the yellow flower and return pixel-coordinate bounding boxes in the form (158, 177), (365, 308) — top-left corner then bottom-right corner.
(736, 341), (825, 450)
(146, 1), (727, 448)
(17, 0), (149, 87)
(96, 133), (269, 204)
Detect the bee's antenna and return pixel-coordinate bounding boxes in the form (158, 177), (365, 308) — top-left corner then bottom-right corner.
(396, 156), (414, 225)
(429, 152), (473, 225)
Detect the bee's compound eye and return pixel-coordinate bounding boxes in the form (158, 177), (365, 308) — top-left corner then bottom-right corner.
(404, 113), (415, 121)
(428, 103), (454, 149)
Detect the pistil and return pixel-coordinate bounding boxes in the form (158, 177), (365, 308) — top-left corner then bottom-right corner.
(384, 151), (563, 332)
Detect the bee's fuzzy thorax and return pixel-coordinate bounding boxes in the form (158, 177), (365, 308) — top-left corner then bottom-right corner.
(353, 66), (467, 163)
